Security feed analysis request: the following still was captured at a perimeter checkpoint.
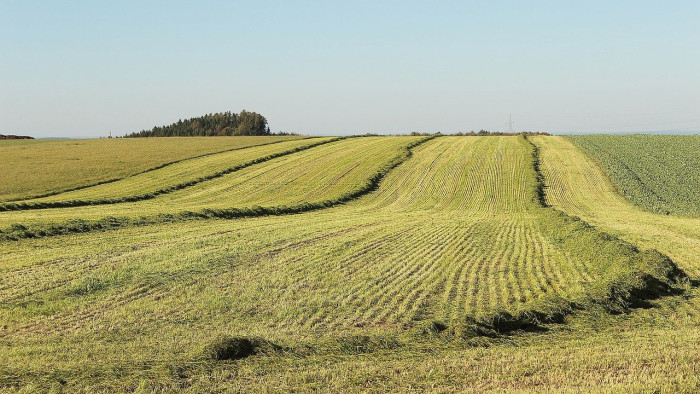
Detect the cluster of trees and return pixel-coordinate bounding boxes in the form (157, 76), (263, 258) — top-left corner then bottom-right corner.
(0, 134), (33, 140)
(126, 110), (270, 138)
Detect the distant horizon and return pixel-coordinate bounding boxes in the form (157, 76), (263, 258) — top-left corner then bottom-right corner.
(5, 129), (698, 140)
(2, 1), (698, 138)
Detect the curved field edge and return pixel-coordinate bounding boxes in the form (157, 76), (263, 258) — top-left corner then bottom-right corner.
(532, 136), (700, 278)
(567, 135), (700, 218)
(0, 135), (689, 353)
(274, 137), (688, 344)
(0, 135), (696, 391)
(0, 136), (435, 241)
(0, 137), (329, 211)
(146, 136), (692, 356)
(0, 137), (308, 203)
(401, 136), (689, 338)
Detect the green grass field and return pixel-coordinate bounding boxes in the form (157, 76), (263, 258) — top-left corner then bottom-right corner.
(568, 134), (700, 217)
(0, 136), (304, 202)
(1, 135), (699, 391)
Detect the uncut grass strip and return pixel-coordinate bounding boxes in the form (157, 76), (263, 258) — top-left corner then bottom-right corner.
(0, 137), (342, 212)
(5, 137), (313, 203)
(0, 136), (437, 242)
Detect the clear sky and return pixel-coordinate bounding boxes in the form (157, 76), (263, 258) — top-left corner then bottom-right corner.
(1, 1), (698, 137)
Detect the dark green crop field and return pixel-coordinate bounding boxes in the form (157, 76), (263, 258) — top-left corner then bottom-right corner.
(569, 134), (700, 217)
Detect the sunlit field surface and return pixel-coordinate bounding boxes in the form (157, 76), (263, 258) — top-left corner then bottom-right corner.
(1, 135), (698, 391)
(0, 136), (304, 201)
(568, 135), (700, 217)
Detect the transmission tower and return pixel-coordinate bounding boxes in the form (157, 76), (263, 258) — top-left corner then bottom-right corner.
(507, 115), (514, 134)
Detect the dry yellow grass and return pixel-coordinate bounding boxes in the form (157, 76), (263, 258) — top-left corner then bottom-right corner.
(0, 136), (304, 201)
(0, 135), (698, 392)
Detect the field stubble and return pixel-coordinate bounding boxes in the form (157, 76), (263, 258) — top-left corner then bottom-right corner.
(0, 135), (697, 391)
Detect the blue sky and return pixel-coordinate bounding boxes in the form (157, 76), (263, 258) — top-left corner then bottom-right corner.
(1, 1), (698, 137)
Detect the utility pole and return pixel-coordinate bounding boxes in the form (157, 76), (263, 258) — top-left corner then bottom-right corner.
(507, 115), (514, 134)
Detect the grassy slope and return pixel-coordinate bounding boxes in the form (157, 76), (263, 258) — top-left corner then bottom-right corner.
(0, 136), (690, 391)
(533, 136), (700, 278)
(568, 134), (700, 217)
(218, 137), (700, 392)
(0, 136), (304, 202)
(4, 137), (334, 207)
(0, 137), (422, 229)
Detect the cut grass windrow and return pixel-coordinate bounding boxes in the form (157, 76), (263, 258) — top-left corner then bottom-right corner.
(450, 137), (690, 337)
(349, 136), (691, 340)
(276, 136), (692, 343)
(0, 136), (306, 202)
(0, 136), (435, 241)
(2, 135), (698, 392)
(0, 137), (336, 211)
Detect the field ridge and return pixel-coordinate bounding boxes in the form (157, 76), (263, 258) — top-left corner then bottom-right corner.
(0, 137), (333, 211)
(417, 136), (690, 338)
(1, 137), (308, 203)
(0, 136), (434, 241)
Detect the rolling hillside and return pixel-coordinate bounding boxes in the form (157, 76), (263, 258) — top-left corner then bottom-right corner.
(2, 137), (336, 207)
(533, 136), (700, 277)
(568, 135), (700, 217)
(0, 135), (697, 391)
(0, 136), (304, 202)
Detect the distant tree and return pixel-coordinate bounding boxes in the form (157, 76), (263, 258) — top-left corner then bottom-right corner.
(126, 110), (269, 137)
(234, 110), (269, 135)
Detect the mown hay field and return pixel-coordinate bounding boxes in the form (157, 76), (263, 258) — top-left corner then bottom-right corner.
(0, 136), (305, 202)
(1, 135), (699, 391)
(568, 134), (700, 217)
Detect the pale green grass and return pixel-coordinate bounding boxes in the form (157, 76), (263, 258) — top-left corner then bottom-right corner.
(533, 136), (700, 277)
(0, 136), (695, 392)
(0, 136), (304, 201)
(0, 137), (420, 227)
(568, 134), (700, 217)
(13, 137), (332, 205)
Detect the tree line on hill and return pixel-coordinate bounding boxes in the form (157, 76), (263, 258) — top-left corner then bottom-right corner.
(126, 110), (270, 138)
(0, 134), (33, 140)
